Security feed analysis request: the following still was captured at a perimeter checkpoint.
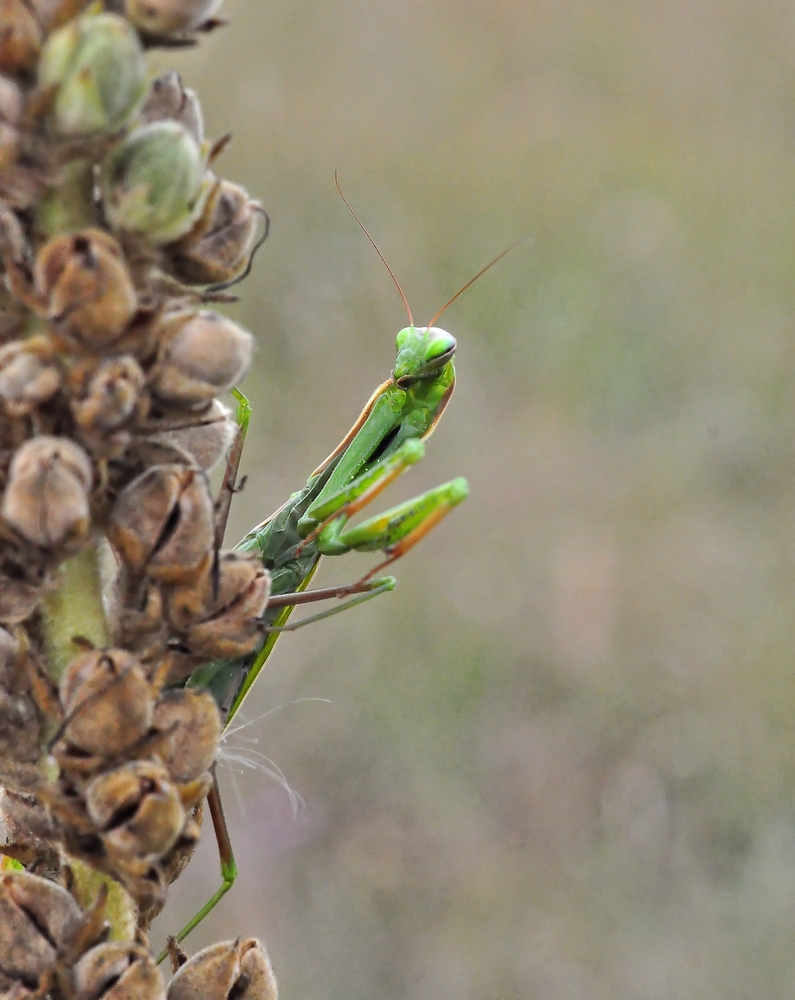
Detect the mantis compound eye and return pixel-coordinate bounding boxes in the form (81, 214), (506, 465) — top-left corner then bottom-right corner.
(38, 12), (147, 138)
(2, 436), (93, 550)
(100, 121), (212, 246)
(394, 325), (413, 350)
(422, 327), (457, 366)
(74, 941), (166, 1000)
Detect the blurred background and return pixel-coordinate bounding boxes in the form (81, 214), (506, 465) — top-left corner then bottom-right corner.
(151, 2), (795, 997)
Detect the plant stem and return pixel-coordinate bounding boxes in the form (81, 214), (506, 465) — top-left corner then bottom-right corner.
(69, 859), (138, 942)
(40, 540), (110, 682)
(39, 541), (138, 937)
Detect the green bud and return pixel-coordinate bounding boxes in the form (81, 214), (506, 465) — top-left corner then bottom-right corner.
(101, 122), (212, 245)
(38, 12), (147, 138)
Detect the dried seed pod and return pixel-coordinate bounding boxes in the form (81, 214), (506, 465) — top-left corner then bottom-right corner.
(72, 354), (147, 434)
(0, 870), (85, 989)
(100, 121), (211, 245)
(0, 336), (61, 416)
(169, 550), (269, 659)
(58, 649), (153, 759)
(74, 941), (166, 1000)
(167, 939), (277, 1000)
(117, 0), (224, 36)
(2, 436), (92, 549)
(168, 179), (265, 286)
(139, 71), (204, 145)
(35, 229), (138, 349)
(150, 688), (220, 783)
(0, 623), (18, 680)
(0, 688), (40, 762)
(38, 12), (147, 137)
(115, 578), (168, 654)
(0, 561), (47, 624)
(0, 74), (22, 169)
(135, 399), (236, 471)
(108, 464), (215, 584)
(28, 0), (94, 33)
(0, 627), (41, 763)
(150, 310), (253, 406)
(0, 0), (42, 76)
(85, 759), (186, 862)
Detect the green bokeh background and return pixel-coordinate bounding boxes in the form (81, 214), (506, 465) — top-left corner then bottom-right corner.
(153, 2), (795, 996)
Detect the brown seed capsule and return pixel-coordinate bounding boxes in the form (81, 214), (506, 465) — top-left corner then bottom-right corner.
(2, 436), (92, 549)
(133, 400), (236, 472)
(0, 336), (61, 416)
(0, 627), (41, 763)
(115, 578), (167, 655)
(0, 0), (42, 75)
(28, 0), (94, 32)
(0, 74), (22, 170)
(58, 649), (153, 759)
(169, 551), (270, 657)
(150, 688), (220, 784)
(150, 310), (253, 406)
(35, 230), (137, 350)
(0, 563), (46, 624)
(74, 941), (166, 1000)
(168, 180), (265, 287)
(85, 759), (186, 862)
(71, 355), (147, 434)
(0, 870), (85, 989)
(167, 939), (277, 1000)
(118, 0), (224, 36)
(139, 71), (204, 145)
(108, 464), (215, 584)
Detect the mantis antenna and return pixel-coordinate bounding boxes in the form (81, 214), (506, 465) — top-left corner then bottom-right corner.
(334, 171), (414, 326)
(425, 237), (526, 329)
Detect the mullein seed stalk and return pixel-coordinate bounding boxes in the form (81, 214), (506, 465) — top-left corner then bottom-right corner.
(0, 0), (277, 994)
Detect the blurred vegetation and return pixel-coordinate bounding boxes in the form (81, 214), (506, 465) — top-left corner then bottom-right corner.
(152, 1), (795, 997)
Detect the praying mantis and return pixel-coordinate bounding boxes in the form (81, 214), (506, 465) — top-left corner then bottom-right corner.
(160, 186), (516, 960)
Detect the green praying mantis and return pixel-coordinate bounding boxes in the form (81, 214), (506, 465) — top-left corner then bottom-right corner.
(159, 186), (516, 960)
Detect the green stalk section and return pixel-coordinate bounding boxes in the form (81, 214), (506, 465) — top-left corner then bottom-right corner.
(69, 859), (138, 942)
(40, 541), (110, 683)
(39, 543), (138, 938)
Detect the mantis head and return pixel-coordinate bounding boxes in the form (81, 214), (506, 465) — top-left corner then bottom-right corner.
(392, 326), (457, 387)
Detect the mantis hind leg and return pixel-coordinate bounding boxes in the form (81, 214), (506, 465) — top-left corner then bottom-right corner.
(156, 767), (237, 964)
